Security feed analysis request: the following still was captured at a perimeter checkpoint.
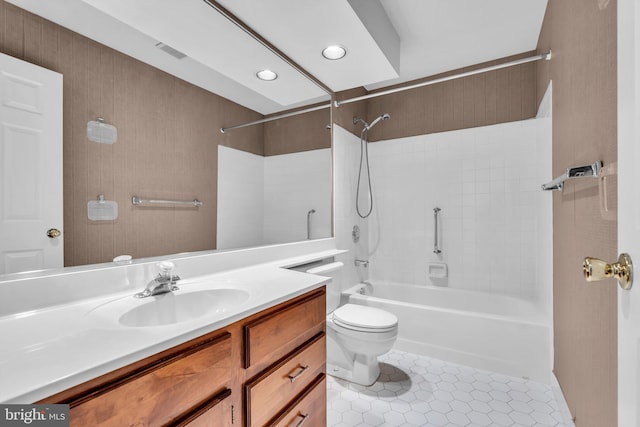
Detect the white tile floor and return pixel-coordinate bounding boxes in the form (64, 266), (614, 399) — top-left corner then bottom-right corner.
(327, 350), (574, 427)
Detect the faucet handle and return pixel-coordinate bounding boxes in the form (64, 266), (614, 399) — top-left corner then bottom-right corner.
(157, 261), (175, 276)
(157, 261), (180, 290)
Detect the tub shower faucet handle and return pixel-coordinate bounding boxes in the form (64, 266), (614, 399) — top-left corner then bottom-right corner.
(354, 259), (369, 268)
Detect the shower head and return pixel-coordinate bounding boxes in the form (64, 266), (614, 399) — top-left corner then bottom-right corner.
(365, 113), (391, 131)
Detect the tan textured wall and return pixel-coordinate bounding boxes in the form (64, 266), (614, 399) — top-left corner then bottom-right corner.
(334, 52), (538, 141)
(0, 1), (263, 266)
(263, 104), (331, 156)
(537, 1), (618, 426)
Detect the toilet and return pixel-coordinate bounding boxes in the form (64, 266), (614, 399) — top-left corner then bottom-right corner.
(307, 261), (398, 386)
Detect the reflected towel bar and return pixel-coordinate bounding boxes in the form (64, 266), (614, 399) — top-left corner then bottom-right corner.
(132, 196), (203, 207)
(541, 161), (602, 191)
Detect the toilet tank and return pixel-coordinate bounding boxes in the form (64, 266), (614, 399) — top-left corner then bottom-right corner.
(304, 261), (344, 314)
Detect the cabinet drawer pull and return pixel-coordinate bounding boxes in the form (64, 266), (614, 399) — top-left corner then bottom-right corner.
(295, 413), (309, 427)
(288, 365), (309, 383)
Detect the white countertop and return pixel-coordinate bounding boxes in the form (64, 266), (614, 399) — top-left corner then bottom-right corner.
(0, 251), (339, 403)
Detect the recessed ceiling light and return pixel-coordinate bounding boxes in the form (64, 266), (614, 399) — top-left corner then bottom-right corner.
(256, 69), (278, 81)
(322, 45), (347, 60)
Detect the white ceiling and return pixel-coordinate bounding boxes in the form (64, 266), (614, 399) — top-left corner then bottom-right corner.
(6, 0), (547, 115)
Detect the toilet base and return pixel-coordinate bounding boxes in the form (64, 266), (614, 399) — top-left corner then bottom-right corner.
(325, 312), (397, 387)
(327, 354), (381, 386)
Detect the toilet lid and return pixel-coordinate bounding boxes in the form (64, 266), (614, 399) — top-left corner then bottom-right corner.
(333, 304), (398, 330)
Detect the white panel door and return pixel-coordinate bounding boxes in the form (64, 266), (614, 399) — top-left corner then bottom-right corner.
(0, 52), (63, 274)
(618, 0), (640, 425)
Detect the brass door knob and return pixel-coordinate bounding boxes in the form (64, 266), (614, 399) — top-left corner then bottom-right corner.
(583, 253), (633, 290)
(46, 228), (61, 239)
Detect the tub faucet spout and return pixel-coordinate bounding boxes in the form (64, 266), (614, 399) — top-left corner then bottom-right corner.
(354, 259), (369, 268)
(135, 261), (180, 298)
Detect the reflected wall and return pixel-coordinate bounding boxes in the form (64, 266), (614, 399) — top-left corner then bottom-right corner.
(0, 0), (331, 269)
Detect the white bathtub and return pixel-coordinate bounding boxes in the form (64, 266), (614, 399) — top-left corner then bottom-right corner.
(345, 281), (553, 383)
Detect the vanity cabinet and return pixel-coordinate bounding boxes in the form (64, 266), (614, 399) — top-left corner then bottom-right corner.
(244, 289), (326, 426)
(68, 332), (234, 427)
(39, 287), (326, 427)
(243, 289), (325, 373)
(173, 388), (233, 427)
(269, 375), (327, 427)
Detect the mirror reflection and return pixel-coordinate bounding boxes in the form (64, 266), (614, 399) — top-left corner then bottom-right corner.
(218, 107), (332, 250)
(0, 0), (332, 277)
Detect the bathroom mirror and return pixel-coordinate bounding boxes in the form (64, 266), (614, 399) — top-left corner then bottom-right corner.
(0, 0), (333, 278)
(217, 106), (333, 250)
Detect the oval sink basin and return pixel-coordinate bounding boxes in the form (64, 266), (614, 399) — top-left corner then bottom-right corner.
(119, 289), (250, 327)
(88, 288), (251, 328)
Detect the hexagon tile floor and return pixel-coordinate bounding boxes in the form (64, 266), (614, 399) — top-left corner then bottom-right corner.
(327, 350), (575, 427)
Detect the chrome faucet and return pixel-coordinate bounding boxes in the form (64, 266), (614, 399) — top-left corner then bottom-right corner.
(354, 259), (369, 268)
(134, 261), (180, 298)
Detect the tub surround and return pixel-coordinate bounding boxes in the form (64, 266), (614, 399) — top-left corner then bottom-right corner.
(217, 145), (332, 249)
(0, 239), (343, 403)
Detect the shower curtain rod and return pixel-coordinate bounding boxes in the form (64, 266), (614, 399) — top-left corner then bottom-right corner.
(220, 51), (550, 132)
(220, 103), (331, 133)
(334, 51), (552, 107)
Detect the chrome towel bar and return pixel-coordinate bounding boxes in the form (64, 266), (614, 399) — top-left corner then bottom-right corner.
(541, 161), (602, 191)
(132, 196), (203, 207)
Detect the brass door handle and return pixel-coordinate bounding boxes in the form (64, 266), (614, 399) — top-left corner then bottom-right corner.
(583, 253), (633, 290)
(46, 228), (61, 239)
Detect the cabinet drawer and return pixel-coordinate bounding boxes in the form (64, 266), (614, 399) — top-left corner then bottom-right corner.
(245, 334), (325, 426)
(70, 333), (232, 427)
(175, 388), (232, 427)
(244, 289), (325, 370)
(268, 375), (326, 427)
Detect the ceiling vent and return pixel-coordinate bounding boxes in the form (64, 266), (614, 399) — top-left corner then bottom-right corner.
(155, 42), (187, 59)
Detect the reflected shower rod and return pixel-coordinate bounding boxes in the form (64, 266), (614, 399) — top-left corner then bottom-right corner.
(220, 103), (331, 133)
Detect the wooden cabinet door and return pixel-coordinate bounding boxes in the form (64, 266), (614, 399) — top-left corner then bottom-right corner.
(70, 333), (232, 427)
(174, 389), (233, 427)
(244, 290), (325, 371)
(268, 375), (326, 427)
(245, 334), (325, 426)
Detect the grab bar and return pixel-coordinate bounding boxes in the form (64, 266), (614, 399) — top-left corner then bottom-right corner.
(132, 196), (203, 207)
(433, 207), (442, 254)
(541, 161), (602, 191)
(307, 209), (316, 240)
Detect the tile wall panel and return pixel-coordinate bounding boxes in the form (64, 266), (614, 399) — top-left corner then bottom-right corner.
(216, 146), (264, 250)
(365, 119), (551, 303)
(217, 146), (331, 249)
(263, 149), (332, 244)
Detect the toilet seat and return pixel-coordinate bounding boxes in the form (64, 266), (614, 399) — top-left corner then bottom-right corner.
(333, 304), (397, 333)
